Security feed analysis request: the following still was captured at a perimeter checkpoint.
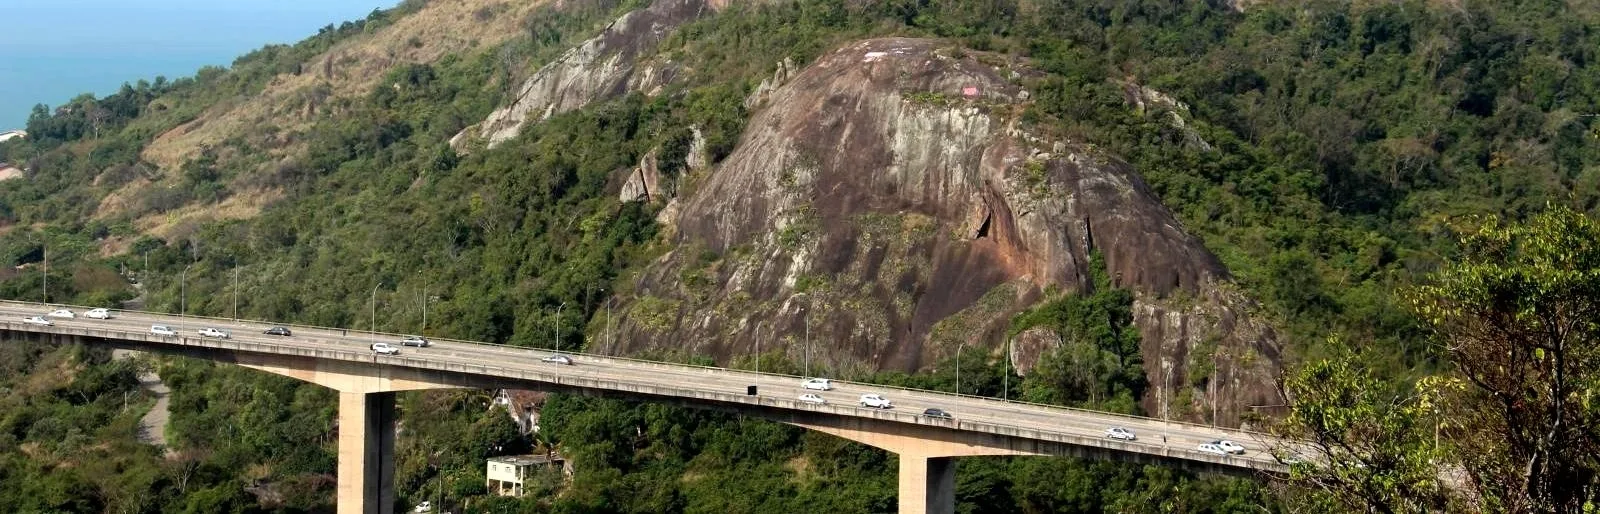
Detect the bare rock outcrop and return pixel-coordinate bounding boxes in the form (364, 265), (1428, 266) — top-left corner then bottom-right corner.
(620, 148), (663, 202)
(452, 0), (710, 150)
(615, 38), (1281, 426)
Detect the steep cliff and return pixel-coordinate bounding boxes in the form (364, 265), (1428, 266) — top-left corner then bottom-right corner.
(613, 38), (1281, 425)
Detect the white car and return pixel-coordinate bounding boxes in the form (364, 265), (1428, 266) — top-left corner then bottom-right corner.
(399, 335), (430, 347)
(85, 308), (111, 319)
(801, 378), (834, 391)
(1105, 427), (1137, 441)
(22, 316), (52, 326)
(540, 354), (574, 365)
(370, 343), (401, 355)
(198, 327), (230, 339)
(798, 393), (827, 405)
(47, 309), (75, 319)
(413, 501), (432, 513)
(1198, 443), (1229, 456)
(1215, 440), (1246, 454)
(859, 394), (893, 409)
(150, 325), (177, 336)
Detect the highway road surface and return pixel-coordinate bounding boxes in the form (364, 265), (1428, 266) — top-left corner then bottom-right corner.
(0, 300), (1290, 472)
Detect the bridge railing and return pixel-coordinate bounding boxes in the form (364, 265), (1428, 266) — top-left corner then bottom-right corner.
(2, 300), (1278, 441)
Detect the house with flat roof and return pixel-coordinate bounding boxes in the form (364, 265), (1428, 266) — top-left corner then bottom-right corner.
(485, 453), (570, 497)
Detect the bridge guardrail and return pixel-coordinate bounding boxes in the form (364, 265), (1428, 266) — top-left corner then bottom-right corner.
(1, 300), (1279, 442)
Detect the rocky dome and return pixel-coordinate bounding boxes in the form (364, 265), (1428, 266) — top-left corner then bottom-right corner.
(612, 38), (1281, 425)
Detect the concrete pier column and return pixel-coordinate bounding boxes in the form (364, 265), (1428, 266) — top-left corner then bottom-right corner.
(898, 455), (955, 514)
(338, 391), (397, 514)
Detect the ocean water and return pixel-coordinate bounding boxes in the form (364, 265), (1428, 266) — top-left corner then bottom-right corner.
(0, 0), (389, 130)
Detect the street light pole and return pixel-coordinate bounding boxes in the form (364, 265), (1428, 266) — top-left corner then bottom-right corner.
(41, 244), (47, 304)
(1003, 335), (1011, 401)
(792, 292), (811, 378)
(232, 267), (239, 320)
(956, 340), (966, 396)
(605, 297), (614, 354)
(554, 302), (566, 353)
(181, 264), (192, 316)
(371, 284), (381, 336)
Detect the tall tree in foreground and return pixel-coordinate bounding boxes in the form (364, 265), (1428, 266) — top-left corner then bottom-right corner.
(1276, 339), (1452, 513)
(1279, 206), (1600, 513)
(1410, 206), (1600, 512)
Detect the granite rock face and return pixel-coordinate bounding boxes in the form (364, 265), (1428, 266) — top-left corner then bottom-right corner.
(451, 0), (711, 150)
(612, 38), (1282, 426)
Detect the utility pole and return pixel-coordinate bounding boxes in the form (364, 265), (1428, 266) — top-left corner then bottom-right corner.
(553, 302), (566, 353)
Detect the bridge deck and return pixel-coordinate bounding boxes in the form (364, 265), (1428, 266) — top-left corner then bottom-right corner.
(0, 300), (1287, 474)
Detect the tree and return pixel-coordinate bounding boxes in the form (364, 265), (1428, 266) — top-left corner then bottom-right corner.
(1274, 340), (1453, 513)
(1409, 206), (1600, 512)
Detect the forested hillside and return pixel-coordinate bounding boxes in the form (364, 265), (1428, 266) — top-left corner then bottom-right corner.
(0, 0), (1597, 511)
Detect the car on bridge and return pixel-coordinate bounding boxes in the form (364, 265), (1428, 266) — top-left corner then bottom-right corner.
(541, 354), (573, 365)
(1214, 440), (1246, 454)
(370, 343), (401, 355)
(264, 326), (292, 336)
(47, 309), (75, 319)
(922, 408), (954, 420)
(798, 393), (826, 405)
(150, 325), (177, 336)
(22, 316), (52, 326)
(801, 378), (833, 391)
(859, 394), (893, 409)
(400, 335), (430, 347)
(1197, 443), (1228, 456)
(85, 308), (112, 319)
(198, 327), (230, 339)
(1105, 427), (1137, 441)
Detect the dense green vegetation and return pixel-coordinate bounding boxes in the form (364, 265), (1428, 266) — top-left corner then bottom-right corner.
(1, 0), (1598, 511)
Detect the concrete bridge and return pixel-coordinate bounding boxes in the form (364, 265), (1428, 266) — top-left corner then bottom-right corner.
(0, 300), (1286, 513)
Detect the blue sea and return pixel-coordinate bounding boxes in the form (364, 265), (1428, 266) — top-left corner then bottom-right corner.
(0, 0), (389, 130)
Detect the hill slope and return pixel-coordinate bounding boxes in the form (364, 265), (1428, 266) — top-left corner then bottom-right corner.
(1, 0), (1599, 510)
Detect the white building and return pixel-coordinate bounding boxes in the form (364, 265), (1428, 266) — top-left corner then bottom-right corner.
(485, 454), (569, 497)
(0, 130), (25, 143)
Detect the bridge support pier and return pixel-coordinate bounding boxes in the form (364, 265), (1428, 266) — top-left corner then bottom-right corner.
(338, 391), (397, 514)
(898, 455), (955, 514)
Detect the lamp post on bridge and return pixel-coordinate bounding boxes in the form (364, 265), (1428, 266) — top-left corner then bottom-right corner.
(232, 267), (239, 320)
(181, 264), (192, 316)
(956, 339), (966, 396)
(41, 244), (47, 304)
(605, 296), (615, 355)
(1003, 335), (1012, 401)
(371, 284), (381, 337)
(792, 292), (811, 378)
(553, 302), (566, 353)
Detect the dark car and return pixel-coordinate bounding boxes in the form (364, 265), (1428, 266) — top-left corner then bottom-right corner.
(264, 326), (292, 336)
(922, 408), (954, 419)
